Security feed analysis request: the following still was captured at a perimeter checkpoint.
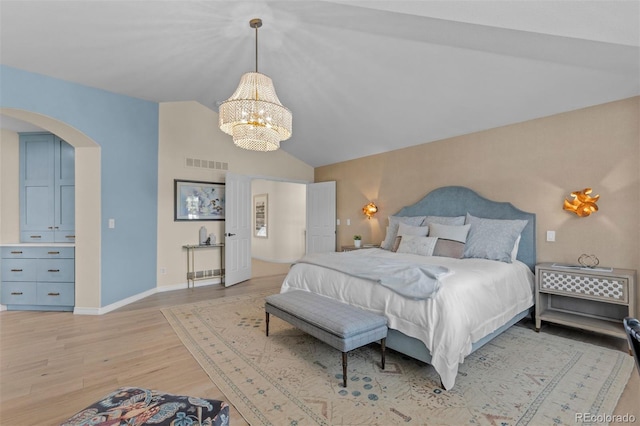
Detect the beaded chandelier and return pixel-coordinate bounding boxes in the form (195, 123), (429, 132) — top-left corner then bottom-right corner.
(219, 18), (292, 152)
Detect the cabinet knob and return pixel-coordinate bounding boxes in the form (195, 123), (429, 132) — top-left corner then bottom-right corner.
(48, 251), (60, 255)
(10, 251), (23, 254)
(29, 235), (42, 239)
(10, 292), (23, 296)
(10, 269), (23, 272)
(66, 235), (75, 239)
(47, 292), (61, 296)
(48, 269), (60, 273)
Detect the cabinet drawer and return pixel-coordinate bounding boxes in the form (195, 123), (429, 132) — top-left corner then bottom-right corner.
(37, 282), (74, 306)
(1, 259), (37, 281)
(1, 246), (40, 259)
(37, 259), (74, 282)
(539, 270), (628, 304)
(54, 232), (76, 243)
(1, 282), (37, 305)
(37, 247), (75, 259)
(20, 231), (55, 243)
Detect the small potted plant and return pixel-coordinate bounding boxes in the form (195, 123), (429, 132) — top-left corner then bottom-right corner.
(353, 234), (362, 248)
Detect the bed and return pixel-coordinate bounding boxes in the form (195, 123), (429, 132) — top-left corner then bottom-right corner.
(281, 186), (536, 390)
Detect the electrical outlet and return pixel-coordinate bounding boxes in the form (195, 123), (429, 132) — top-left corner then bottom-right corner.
(108, 218), (115, 229)
(160, 268), (167, 275)
(546, 230), (556, 242)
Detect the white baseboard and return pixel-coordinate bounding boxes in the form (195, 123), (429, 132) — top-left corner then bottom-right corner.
(74, 279), (222, 315)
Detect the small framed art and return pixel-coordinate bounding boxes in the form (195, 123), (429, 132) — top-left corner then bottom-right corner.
(174, 179), (225, 221)
(254, 193), (268, 238)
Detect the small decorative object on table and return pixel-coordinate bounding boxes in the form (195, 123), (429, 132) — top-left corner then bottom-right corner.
(353, 234), (362, 248)
(578, 253), (599, 268)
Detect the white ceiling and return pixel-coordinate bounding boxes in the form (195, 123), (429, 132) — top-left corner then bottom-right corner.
(1, 1), (638, 167)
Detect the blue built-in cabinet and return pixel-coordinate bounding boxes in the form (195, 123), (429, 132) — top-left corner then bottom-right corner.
(19, 132), (75, 243)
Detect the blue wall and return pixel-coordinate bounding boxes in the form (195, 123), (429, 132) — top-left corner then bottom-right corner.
(0, 65), (159, 307)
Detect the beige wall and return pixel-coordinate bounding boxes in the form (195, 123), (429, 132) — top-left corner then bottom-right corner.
(316, 97), (640, 309)
(157, 101), (314, 289)
(0, 129), (20, 243)
(252, 179), (306, 263)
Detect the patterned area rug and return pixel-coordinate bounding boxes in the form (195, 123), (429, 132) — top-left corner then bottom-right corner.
(162, 291), (633, 425)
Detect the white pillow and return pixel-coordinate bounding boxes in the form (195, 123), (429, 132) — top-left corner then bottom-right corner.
(428, 223), (470, 243)
(398, 222), (429, 237)
(511, 235), (521, 261)
(380, 215), (426, 250)
(396, 235), (438, 256)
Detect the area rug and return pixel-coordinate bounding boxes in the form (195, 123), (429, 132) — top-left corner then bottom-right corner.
(162, 291), (633, 426)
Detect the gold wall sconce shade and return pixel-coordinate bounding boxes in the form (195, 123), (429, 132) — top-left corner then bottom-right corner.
(563, 188), (599, 217)
(219, 18), (292, 152)
(363, 202), (378, 219)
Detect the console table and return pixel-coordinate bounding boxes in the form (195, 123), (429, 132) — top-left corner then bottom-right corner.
(182, 244), (225, 289)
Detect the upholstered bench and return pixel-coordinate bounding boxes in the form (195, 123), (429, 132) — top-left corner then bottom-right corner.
(61, 386), (229, 426)
(265, 290), (388, 387)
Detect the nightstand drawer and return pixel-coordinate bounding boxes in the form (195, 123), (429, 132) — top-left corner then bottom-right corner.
(539, 269), (628, 304)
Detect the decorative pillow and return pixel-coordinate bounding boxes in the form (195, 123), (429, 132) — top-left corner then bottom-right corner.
(391, 236), (402, 252)
(398, 222), (429, 237)
(396, 235), (438, 257)
(511, 235), (521, 261)
(380, 215), (426, 250)
(433, 239), (465, 258)
(424, 215), (465, 226)
(428, 223), (470, 243)
(463, 213), (528, 263)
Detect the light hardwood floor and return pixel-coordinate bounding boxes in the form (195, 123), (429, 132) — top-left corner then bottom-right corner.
(1, 274), (637, 425)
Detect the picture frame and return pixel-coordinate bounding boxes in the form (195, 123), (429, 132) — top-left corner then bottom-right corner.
(254, 193), (268, 238)
(174, 179), (225, 221)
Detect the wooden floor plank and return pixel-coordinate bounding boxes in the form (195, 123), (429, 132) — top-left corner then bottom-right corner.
(0, 274), (637, 425)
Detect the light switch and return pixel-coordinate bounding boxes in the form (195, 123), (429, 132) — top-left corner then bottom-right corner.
(347, 219), (351, 226)
(337, 219), (341, 226)
(546, 230), (555, 242)
(108, 218), (115, 229)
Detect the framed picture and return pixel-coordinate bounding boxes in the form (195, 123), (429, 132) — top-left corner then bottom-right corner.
(174, 179), (225, 221)
(254, 193), (268, 238)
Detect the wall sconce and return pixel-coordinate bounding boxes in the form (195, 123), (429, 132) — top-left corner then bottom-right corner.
(563, 188), (599, 217)
(362, 202), (378, 219)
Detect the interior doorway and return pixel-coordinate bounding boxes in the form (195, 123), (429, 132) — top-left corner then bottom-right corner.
(250, 178), (306, 278)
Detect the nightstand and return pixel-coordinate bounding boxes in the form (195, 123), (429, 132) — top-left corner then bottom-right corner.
(341, 244), (380, 252)
(535, 263), (636, 341)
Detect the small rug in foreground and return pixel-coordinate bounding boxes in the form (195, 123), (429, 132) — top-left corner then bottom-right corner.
(162, 291), (633, 426)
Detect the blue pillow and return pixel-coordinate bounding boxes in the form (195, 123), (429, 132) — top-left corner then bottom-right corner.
(463, 213), (527, 263)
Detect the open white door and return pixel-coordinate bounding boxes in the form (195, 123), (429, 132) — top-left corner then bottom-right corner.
(306, 181), (336, 253)
(224, 172), (252, 286)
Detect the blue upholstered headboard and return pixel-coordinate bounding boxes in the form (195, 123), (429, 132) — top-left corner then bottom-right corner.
(395, 186), (536, 271)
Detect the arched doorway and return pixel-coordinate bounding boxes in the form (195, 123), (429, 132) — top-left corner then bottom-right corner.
(1, 108), (102, 310)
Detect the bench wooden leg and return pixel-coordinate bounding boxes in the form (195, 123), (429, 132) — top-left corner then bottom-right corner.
(265, 312), (270, 337)
(342, 352), (348, 387)
(380, 338), (386, 370)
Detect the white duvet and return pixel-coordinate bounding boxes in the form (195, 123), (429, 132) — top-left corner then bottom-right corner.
(280, 248), (534, 389)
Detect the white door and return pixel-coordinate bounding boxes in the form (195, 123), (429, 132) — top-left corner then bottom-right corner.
(224, 172), (252, 286)
(306, 181), (336, 253)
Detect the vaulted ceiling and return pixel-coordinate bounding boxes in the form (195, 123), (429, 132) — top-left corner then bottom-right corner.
(1, 1), (638, 167)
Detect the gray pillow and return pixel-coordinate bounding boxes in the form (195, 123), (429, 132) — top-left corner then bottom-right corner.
(380, 215), (426, 250)
(463, 213), (528, 263)
(433, 239), (465, 258)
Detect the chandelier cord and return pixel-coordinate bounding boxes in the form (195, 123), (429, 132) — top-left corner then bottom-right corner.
(255, 23), (258, 73)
